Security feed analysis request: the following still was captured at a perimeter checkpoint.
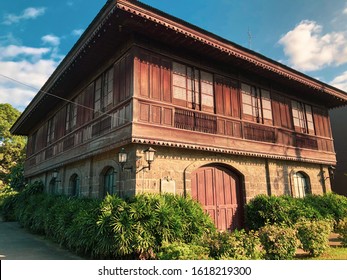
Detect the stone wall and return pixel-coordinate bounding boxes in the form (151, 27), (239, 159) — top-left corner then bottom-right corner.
(28, 143), (330, 202)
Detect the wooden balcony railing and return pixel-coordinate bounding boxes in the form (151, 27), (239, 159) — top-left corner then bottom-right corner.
(295, 134), (318, 150)
(173, 108), (330, 152)
(244, 123), (276, 143)
(174, 108), (217, 134)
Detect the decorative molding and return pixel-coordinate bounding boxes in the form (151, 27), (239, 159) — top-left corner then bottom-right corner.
(131, 137), (336, 165)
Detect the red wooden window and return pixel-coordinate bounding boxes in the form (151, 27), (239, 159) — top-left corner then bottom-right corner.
(172, 61), (214, 113)
(82, 83), (95, 124)
(271, 93), (292, 129)
(114, 54), (132, 104)
(46, 116), (56, 144)
(313, 107), (331, 138)
(241, 83), (272, 125)
(215, 76), (240, 118)
(55, 106), (67, 140)
(94, 67), (114, 116)
(66, 98), (77, 133)
(27, 131), (37, 156)
(134, 51), (172, 102)
(291, 100), (315, 134)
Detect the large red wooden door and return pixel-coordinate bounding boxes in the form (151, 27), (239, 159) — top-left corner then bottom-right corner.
(191, 165), (243, 230)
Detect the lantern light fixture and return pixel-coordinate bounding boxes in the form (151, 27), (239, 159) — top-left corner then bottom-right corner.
(118, 147), (132, 172)
(144, 147), (156, 170)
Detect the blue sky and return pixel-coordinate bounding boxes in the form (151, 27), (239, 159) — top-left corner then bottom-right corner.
(1, 0), (347, 112)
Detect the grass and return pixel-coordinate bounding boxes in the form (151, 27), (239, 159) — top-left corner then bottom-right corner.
(295, 232), (347, 260)
(296, 247), (347, 260)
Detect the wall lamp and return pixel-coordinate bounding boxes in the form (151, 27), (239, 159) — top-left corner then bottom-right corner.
(118, 148), (133, 172)
(143, 147), (156, 170)
(324, 165), (336, 181)
(328, 165), (335, 180)
(118, 147), (156, 172)
(52, 169), (61, 182)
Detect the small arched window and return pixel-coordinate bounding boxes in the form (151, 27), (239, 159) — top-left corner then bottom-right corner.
(70, 174), (80, 197)
(104, 167), (115, 196)
(49, 178), (57, 195)
(293, 172), (311, 198)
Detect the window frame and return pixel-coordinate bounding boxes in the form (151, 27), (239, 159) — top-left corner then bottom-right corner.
(94, 67), (114, 116)
(291, 100), (315, 135)
(292, 172), (311, 198)
(241, 83), (273, 125)
(172, 61), (214, 113)
(47, 116), (56, 144)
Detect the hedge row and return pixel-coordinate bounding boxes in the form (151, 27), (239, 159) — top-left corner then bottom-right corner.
(1, 182), (216, 259)
(245, 193), (347, 230)
(0, 184), (344, 259)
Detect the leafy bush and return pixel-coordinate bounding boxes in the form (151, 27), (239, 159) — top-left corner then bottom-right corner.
(0, 186), (19, 221)
(245, 193), (347, 230)
(303, 193), (347, 222)
(157, 242), (209, 260)
(95, 193), (215, 259)
(259, 224), (298, 260)
(295, 219), (333, 257)
(11, 189), (215, 259)
(336, 217), (347, 247)
(201, 230), (263, 260)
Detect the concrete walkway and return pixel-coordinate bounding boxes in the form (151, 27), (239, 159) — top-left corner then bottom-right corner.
(0, 221), (82, 260)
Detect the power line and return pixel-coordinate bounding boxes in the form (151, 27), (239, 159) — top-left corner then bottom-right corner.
(0, 73), (128, 122)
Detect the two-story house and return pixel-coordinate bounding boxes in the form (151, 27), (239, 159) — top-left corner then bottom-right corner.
(11, 0), (347, 230)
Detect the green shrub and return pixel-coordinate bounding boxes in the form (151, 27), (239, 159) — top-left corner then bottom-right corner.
(0, 186), (19, 221)
(259, 224), (298, 260)
(95, 193), (215, 259)
(303, 193), (347, 222)
(157, 242), (209, 260)
(245, 193), (347, 230)
(64, 198), (101, 258)
(336, 217), (347, 247)
(295, 219), (333, 257)
(202, 230), (263, 260)
(9, 189), (216, 260)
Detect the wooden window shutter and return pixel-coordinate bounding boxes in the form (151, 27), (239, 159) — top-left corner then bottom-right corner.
(161, 59), (172, 102)
(84, 82), (95, 123)
(55, 107), (66, 139)
(214, 76), (224, 115)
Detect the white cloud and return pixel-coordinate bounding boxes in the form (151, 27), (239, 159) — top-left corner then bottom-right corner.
(279, 20), (347, 71)
(42, 34), (61, 46)
(344, 7), (347, 15)
(0, 59), (58, 111)
(0, 87), (36, 112)
(0, 41), (61, 111)
(72, 29), (84, 36)
(0, 45), (50, 60)
(2, 7), (46, 25)
(331, 71), (347, 92)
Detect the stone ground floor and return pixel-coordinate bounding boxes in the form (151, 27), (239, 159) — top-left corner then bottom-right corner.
(27, 144), (333, 230)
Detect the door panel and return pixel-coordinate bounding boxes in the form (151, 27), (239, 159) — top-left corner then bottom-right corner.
(191, 165), (243, 230)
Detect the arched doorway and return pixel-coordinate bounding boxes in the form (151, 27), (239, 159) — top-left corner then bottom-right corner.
(191, 164), (243, 231)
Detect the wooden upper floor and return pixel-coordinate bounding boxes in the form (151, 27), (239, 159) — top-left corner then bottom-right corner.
(22, 43), (338, 175)
(10, 0), (347, 174)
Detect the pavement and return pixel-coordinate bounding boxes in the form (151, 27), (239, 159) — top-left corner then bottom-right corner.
(0, 220), (83, 260)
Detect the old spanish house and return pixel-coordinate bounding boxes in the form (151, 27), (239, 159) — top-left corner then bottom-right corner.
(11, 0), (347, 230)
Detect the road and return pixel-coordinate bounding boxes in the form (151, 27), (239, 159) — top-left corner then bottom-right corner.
(0, 221), (82, 260)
